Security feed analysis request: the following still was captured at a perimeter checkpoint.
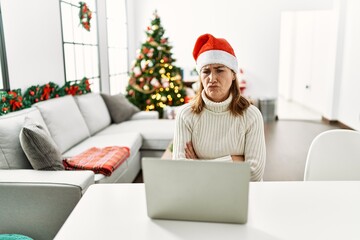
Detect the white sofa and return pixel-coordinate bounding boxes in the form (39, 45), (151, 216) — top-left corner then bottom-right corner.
(0, 93), (175, 240)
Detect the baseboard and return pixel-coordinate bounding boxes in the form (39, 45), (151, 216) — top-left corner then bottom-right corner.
(321, 116), (353, 130)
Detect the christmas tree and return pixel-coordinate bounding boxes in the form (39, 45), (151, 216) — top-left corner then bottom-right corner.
(126, 10), (186, 117)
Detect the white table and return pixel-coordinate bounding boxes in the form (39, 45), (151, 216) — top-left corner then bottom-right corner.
(55, 182), (360, 240)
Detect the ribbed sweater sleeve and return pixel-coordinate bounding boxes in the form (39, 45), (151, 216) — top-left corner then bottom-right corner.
(243, 106), (266, 181)
(173, 104), (193, 160)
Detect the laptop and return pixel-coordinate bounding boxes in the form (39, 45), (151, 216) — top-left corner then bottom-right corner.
(142, 157), (250, 224)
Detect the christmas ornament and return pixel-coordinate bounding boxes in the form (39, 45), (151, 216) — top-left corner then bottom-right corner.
(150, 78), (160, 88)
(140, 60), (147, 71)
(239, 68), (247, 94)
(133, 67), (142, 77)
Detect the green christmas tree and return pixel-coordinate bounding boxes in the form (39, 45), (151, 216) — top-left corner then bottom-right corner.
(126, 10), (186, 117)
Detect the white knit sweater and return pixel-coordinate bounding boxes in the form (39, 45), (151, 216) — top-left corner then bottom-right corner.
(172, 91), (266, 181)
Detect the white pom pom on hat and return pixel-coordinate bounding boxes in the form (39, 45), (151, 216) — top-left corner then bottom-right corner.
(193, 33), (238, 74)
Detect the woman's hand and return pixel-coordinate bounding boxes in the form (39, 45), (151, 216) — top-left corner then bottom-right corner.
(185, 141), (198, 159)
(231, 155), (245, 162)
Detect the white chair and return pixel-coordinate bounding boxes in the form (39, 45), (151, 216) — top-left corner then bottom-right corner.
(304, 129), (360, 181)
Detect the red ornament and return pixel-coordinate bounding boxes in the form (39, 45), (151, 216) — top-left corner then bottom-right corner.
(142, 47), (149, 54)
(8, 91), (17, 98)
(239, 79), (246, 94)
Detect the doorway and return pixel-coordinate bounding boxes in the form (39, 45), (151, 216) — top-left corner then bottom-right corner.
(278, 10), (337, 120)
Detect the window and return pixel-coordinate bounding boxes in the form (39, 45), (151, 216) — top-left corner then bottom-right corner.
(0, 5), (9, 90)
(106, 0), (128, 94)
(60, 0), (100, 92)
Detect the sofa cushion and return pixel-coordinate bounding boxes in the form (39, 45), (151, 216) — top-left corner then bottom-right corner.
(62, 132), (142, 161)
(35, 95), (90, 153)
(0, 108), (48, 169)
(101, 93), (140, 123)
(19, 117), (64, 170)
(130, 111), (159, 120)
(96, 119), (175, 150)
(75, 93), (111, 135)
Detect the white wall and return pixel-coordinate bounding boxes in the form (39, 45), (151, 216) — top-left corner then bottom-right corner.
(1, 0), (358, 129)
(278, 12), (295, 101)
(337, 0), (360, 130)
(0, 0), (65, 91)
(127, 0), (333, 99)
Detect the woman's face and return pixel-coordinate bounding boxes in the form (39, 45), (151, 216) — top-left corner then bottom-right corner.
(200, 64), (235, 102)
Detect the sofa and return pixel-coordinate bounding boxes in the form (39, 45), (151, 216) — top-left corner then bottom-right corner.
(0, 93), (175, 240)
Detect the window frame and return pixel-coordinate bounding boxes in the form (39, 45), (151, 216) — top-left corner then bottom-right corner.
(106, 0), (129, 94)
(59, 0), (101, 92)
(0, 5), (9, 91)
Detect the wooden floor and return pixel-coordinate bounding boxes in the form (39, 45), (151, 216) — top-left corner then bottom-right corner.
(262, 119), (345, 181)
(134, 119), (347, 182)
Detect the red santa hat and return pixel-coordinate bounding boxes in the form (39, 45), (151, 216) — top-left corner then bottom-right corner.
(193, 33), (238, 73)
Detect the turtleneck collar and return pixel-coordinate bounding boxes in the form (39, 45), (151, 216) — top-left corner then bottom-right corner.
(201, 90), (232, 113)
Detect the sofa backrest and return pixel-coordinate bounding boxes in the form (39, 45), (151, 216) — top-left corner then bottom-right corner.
(0, 108), (49, 169)
(35, 95), (90, 153)
(74, 93), (111, 135)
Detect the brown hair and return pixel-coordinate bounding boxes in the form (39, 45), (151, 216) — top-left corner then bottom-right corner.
(191, 73), (250, 116)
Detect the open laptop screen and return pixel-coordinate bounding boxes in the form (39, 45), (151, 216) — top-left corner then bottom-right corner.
(142, 158), (250, 224)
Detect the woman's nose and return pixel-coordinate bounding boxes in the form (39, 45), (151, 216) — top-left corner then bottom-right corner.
(209, 71), (217, 82)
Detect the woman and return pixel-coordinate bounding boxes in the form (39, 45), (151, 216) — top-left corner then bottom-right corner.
(172, 33), (266, 181)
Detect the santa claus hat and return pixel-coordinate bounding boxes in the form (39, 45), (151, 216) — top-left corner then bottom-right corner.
(193, 33), (238, 73)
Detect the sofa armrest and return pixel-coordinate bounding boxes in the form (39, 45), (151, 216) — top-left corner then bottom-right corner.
(0, 169), (95, 240)
(0, 169), (94, 194)
(130, 111), (159, 120)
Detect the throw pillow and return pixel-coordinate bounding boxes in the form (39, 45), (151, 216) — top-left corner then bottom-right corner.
(101, 93), (140, 123)
(19, 117), (64, 170)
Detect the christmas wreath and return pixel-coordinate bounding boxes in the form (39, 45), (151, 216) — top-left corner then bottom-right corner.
(79, 2), (92, 31)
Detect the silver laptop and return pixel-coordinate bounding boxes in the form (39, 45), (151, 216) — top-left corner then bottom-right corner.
(142, 158), (250, 224)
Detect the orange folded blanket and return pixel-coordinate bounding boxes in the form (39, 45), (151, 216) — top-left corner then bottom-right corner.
(63, 146), (130, 176)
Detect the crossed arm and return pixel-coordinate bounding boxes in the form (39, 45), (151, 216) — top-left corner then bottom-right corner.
(184, 141), (244, 162)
